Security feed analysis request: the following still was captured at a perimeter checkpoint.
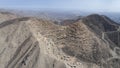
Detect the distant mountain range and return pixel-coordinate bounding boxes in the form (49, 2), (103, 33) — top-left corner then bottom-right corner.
(1, 9), (120, 23)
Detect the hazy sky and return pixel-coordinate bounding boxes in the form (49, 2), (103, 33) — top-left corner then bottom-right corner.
(0, 0), (120, 12)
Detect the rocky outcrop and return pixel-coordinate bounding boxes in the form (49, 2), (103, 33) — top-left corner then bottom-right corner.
(0, 13), (120, 68)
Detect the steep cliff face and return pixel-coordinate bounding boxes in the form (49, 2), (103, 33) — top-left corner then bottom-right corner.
(0, 13), (120, 68)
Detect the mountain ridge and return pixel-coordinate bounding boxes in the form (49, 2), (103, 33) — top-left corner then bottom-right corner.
(0, 12), (120, 68)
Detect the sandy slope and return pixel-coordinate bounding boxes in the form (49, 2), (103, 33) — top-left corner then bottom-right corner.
(0, 13), (120, 68)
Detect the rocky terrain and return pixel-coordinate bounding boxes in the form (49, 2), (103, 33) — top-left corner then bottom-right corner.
(0, 11), (120, 68)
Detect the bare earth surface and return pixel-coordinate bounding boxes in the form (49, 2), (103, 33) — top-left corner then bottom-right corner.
(0, 12), (120, 68)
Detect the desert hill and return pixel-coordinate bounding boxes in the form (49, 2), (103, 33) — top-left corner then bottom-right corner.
(0, 11), (18, 23)
(0, 12), (120, 68)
